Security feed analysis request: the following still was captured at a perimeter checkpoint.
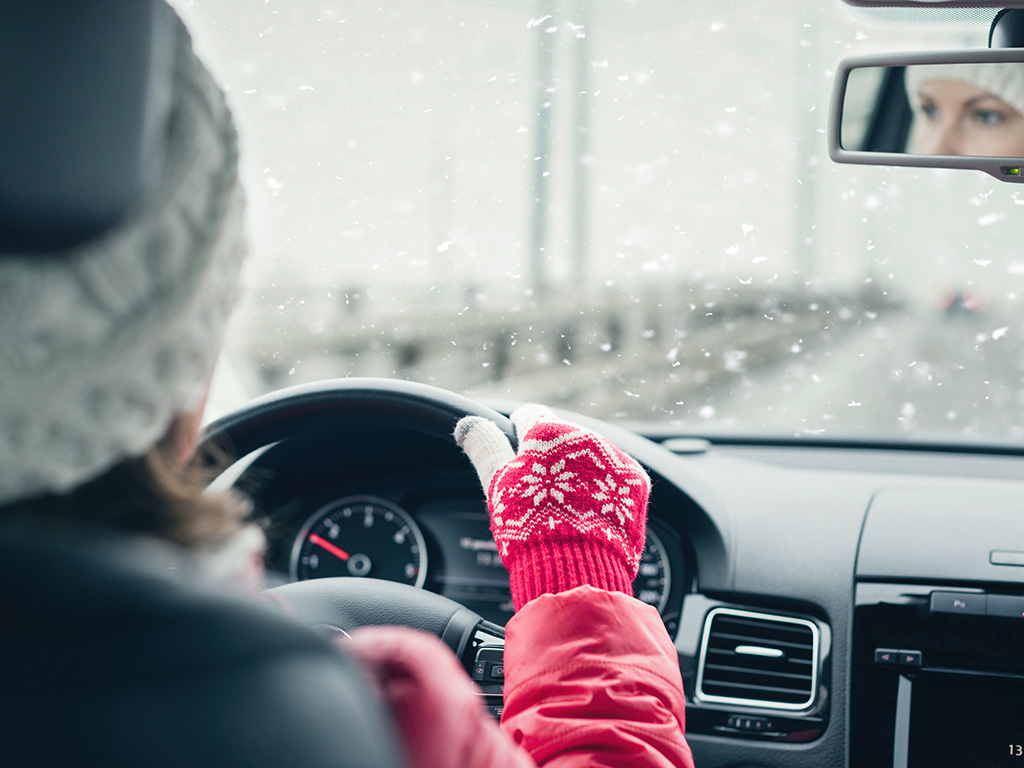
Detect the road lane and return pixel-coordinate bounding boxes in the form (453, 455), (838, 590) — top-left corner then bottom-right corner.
(693, 310), (1024, 442)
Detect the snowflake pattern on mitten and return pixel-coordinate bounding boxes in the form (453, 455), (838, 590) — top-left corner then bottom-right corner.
(486, 414), (650, 608)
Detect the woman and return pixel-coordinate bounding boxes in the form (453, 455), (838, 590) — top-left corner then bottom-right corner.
(905, 62), (1024, 157)
(0, 4), (693, 768)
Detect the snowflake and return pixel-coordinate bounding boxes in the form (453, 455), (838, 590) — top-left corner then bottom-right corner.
(516, 460), (577, 507)
(592, 473), (636, 526)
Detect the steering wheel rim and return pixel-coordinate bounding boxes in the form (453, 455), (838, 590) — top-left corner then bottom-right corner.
(266, 577), (493, 661)
(198, 377), (514, 660)
(201, 377), (516, 460)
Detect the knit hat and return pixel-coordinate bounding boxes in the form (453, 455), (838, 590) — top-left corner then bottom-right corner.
(905, 62), (1024, 118)
(0, 11), (246, 506)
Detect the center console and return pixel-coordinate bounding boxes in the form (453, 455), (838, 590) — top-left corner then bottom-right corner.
(850, 583), (1024, 767)
(851, 488), (1024, 768)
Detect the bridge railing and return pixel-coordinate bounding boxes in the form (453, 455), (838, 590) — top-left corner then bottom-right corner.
(233, 280), (898, 417)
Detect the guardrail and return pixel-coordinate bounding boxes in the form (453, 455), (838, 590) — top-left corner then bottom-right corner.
(234, 281), (898, 418)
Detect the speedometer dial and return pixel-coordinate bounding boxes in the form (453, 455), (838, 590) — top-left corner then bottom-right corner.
(633, 528), (671, 613)
(290, 496), (427, 587)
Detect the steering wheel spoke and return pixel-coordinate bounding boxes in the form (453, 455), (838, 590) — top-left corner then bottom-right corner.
(200, 378), (513, 676)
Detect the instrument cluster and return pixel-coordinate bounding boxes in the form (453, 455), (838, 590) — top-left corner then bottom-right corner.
(270, 491), (688, 629)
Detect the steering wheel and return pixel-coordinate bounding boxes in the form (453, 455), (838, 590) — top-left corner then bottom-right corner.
(199, 378), (516, 667)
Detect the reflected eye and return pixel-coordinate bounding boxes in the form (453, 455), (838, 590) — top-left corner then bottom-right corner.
(917, 100), (940, 121)
(971, 108), (1007, 126)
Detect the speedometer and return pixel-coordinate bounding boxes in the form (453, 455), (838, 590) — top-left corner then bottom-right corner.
(290, 496), (427, 587)
(633, 528), (671, 614)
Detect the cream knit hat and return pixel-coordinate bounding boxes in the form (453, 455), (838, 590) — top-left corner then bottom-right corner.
(905, 62), (1024, 118)
(0, 11), (246, 505)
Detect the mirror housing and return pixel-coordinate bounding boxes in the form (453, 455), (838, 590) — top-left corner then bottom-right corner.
(829, 49), (1024, 183)
(841, 1), (1024, 7)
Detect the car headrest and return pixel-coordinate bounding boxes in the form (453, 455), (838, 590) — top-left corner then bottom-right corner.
(0, 0), (173, 253)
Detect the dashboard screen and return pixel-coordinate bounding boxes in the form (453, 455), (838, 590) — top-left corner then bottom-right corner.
(907, 674), (1024, 768)
(417, 502), (515, 625)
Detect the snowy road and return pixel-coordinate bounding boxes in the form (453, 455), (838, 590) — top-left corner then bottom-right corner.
(692, 310), (1024, 442)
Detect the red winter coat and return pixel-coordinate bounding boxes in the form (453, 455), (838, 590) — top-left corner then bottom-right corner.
(348, 585), (694, 768)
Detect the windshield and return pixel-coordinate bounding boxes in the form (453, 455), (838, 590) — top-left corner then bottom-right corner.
(179, 0), (1023, 445)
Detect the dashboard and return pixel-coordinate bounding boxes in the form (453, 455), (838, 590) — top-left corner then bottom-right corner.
(255, 424), (693, 632)
(235, 409), (1024, 768)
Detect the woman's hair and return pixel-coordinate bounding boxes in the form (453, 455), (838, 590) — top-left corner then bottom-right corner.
(0, 434), (248, 550)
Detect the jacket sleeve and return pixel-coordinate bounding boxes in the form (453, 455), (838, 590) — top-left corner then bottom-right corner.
(345, 627), (538, 768)
(501, 585), (695, 768)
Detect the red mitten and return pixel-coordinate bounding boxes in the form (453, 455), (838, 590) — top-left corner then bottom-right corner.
(454, 405), (650, 611)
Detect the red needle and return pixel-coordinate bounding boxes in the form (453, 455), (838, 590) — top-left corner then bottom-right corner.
(309, 533), (350, 561)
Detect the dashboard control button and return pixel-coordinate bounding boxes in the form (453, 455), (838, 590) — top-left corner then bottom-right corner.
(874, 648), (899, 665)
(986, 594), (1024, 619)
(897, 650), (922, 667)
(474, 646), (505, 683)
(726, 715), (774, 732)
(990, 551), (1024, 567)
(930, 591), (986, 616)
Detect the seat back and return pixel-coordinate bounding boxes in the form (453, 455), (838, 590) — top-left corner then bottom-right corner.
(0, 530), (408, 768)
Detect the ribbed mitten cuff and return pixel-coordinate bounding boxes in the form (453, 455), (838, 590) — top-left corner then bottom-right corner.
(507, 540), (635, 611)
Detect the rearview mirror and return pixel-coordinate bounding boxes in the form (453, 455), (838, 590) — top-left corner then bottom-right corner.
(829, 50), (1024, 183)
(841, 1), (1024, 6)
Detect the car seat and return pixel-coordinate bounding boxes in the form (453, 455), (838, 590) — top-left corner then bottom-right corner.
(0, 3), (406, 766)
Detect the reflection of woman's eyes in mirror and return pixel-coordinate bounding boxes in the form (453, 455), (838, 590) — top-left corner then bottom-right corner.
(917, 97), (940, 122)
(969, 105), (1011, 127)
(916, 87), (1020, 127)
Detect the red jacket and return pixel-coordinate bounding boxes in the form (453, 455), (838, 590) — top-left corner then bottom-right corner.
(348, 585), (694, 768)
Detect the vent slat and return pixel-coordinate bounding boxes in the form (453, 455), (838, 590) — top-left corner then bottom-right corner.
(714, 615), (812, 636)
(704, 663), (812, 682)
(697, 608), (819, 711)
(707, 631), (814, 652)
(702, 680), (810, 697)
(705, 653), (811, 675)
(704, 676), (810, 692)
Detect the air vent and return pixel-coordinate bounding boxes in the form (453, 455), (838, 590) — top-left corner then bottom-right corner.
(696, 608), (819, 711)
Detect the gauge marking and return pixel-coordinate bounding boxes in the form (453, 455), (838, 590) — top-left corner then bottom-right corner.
(290, 495), (428, 588)
(634, 528), (672, 614)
